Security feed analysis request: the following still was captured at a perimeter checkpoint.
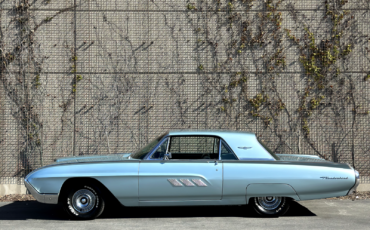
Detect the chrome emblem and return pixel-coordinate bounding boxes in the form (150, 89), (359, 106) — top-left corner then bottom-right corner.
(320, 177), (348, 179)
(238, 147), (252, 150)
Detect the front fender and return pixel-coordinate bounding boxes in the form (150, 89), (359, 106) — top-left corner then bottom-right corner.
(25, 161), (140, 206)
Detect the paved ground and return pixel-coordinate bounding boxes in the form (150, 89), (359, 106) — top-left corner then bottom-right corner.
(0, 200), (369, 230)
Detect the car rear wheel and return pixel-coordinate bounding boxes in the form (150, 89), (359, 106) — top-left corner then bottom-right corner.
(61, 183), (105, 220)
(252, 196), (290, 217)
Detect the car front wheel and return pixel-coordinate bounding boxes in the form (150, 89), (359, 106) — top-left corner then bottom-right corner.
(62, 183), (105, 220)
(252, 196), (290, 217)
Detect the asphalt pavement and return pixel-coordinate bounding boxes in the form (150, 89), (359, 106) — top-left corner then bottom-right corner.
(0, 200), (369, 230)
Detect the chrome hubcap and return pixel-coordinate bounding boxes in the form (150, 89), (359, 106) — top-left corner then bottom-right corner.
(256, 196), (282, 211)
(72, 189), (96, 214)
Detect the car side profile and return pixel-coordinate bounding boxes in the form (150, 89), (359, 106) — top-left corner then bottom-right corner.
(25, 130), (359, 219)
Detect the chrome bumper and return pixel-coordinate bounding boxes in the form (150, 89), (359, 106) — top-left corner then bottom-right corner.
(24, 180), (59, 204)
(347, 170), (360, 196)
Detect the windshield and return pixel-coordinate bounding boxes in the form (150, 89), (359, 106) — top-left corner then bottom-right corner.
(257, 138), (280, 160)
(130, 133), (168, 159)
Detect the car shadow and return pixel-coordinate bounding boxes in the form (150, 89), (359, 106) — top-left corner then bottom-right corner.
(102, 201), (316, 219)
(0, 201), (67, 221)
(282, 201), (316, 217)
(0, 201), (315, 221)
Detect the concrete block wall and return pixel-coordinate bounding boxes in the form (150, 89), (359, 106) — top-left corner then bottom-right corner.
(0, 1), (369, 179)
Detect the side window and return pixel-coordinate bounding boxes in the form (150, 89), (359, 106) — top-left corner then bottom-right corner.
(169, 136), (219, 160)
(150, 139), (168, 159)
(221, 140), (238, 160)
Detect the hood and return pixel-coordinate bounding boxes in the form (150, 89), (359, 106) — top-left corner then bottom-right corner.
(25, 153), (134, 179)
(54, 153), (132, 164)
(277, 154), (327, 162)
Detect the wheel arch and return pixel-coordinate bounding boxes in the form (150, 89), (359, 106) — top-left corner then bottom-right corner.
(58, 177), (119, 206)
(246, 183), (300, 204)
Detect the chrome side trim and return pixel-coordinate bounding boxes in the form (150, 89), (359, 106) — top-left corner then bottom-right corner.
(192, 179), (208, 187)
(179, 179), (195, 187)
(167, 179), (183, 187)
(24, 180), (59, 204)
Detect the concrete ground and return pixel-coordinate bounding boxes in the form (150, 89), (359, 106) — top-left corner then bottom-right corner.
(0, 200), (369, 230)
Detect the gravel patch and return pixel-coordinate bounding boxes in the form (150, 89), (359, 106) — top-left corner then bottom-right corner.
(0, 194), (36, 202)
(326, 191), (370, 200)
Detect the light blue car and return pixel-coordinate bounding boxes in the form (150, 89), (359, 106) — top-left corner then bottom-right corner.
(25, 130), (359, 219)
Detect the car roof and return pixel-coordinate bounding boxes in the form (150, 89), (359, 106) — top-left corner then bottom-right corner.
(168, 130), (255, 139)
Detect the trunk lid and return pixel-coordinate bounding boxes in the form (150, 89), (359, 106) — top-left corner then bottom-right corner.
(277, 154), (327, 162)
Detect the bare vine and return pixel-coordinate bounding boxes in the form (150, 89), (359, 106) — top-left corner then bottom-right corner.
(0, 0), (76, 176)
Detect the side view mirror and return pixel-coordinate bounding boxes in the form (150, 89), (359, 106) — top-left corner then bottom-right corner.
(164, 152), (172, 160)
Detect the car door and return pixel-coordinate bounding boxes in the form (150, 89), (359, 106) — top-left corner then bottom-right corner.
(139, 135), (223, 201)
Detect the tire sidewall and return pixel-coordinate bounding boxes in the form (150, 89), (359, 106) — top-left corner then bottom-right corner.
(63, 183), (105, 220)
(252, 197), (290, 217)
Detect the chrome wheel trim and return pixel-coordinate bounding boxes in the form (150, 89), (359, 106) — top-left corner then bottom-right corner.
(255, 196), (282, 211)
(72, 189), (96, 214)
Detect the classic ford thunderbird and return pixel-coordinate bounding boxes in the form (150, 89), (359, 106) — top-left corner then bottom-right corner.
(25, 130), (359, 219)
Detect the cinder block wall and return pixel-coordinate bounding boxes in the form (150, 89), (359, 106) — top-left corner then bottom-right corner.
(0, 1), (369, 182)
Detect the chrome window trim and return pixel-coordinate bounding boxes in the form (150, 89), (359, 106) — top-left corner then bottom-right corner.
(166, 136), (171, 154)
(144, 135), (170, 160)
(145, 134), (240, 161)
(156, 135), (223, 161)
(220, 139), (240, 160)
(219, 137), (222, 160)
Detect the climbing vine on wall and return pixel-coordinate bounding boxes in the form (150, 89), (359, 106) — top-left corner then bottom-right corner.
(0, 0), (76, 175)
(0, 0), (369, 177)
(183, 0), (368, 160)
(286, 0), (357, 138)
